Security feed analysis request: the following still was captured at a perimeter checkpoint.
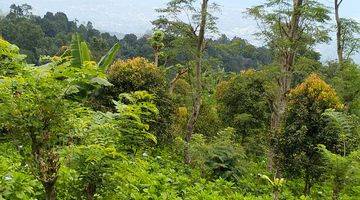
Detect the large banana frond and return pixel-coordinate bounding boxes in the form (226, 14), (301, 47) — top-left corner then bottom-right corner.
(70, 33), (91, 67)
(98, 43), (120, 70)
(70, 33), (82, 66)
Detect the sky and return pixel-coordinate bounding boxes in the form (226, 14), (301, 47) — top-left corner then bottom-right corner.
(1, 0), (360, 62)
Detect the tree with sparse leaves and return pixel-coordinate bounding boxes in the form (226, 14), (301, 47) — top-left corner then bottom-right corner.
(248, 0), (331, 175)
(334, 0), (360, 64)
(154, 0), (219, 164)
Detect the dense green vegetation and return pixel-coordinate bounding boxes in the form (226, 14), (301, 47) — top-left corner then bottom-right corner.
(0, 1), (360, 200)
(0, 4), (271, 71)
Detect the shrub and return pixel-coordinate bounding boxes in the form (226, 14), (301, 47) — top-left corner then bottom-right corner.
(105, 57), (174, 144)
(0, 38), (26, 76)
(216, 70), (271, 156)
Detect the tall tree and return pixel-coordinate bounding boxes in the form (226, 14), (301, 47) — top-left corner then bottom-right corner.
(248, 0), (330, 175)
(185, 0), (209, 164)
(154, 0), (218, 163)
(334, 0), (360, 65)
(335, 0), (344, 64)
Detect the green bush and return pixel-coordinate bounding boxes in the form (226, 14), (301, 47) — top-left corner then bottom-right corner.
(105, 57), (174, 144)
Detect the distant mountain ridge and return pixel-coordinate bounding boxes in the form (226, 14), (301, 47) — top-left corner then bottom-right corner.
(0, 4), (272, 71)
(1, 1), (359, 62)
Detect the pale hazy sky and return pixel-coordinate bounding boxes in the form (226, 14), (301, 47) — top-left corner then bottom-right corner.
(1, 0), (360, 62)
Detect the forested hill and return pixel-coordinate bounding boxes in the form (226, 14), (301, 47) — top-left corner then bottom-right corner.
(0, 4), (271, 71)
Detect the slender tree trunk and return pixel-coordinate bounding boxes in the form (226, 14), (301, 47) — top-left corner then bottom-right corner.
(273, 189), (280, 200)
(268, 0), (303, 176)
(44, 181), (56, 200)
(335, 0), (344, 65)
(85, 183), (96, 200)
(332, 183), (340, 200)
(184, 0), (209, 164)
(31, 133), (60, 200)
(303, 170), (313, 196)
(154, 51), (159, 67)
(304, 180), (311, 196)
(332, 176), (343, 200)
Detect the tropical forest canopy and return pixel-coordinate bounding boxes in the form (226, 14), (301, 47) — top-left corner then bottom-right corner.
(0, 1), (360, 200)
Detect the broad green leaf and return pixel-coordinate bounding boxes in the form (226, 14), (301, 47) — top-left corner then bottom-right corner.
(98, 43), (120, 69)
(64, 85), (80, 95)
(144, 133), (157, 144)
(90, 77), (113, 86)
(70, 33), (92, 67)
(70, 33), (82, 67)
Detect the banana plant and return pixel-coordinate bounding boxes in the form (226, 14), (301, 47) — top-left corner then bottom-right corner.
(70, 33), (120, 70)
(98, 43), (121, 69)
(70, 33), (91, 67)
(52, 33), (122, 96)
